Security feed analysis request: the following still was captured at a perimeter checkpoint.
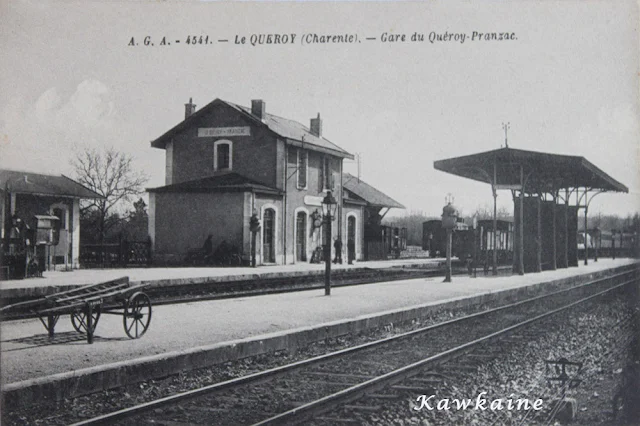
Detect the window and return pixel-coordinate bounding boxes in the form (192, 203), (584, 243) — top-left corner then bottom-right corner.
(297, 149), (308, 189)
(214, 140), (232, 171)
(52, 207), (67, 230)
(263, 208), (276, 263)
(322, 157), (332, 191)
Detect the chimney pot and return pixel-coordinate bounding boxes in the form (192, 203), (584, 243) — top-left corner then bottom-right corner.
(251, 99), (265, 119)
(184, 98), (196, 119)
(310, 113), (322, 137)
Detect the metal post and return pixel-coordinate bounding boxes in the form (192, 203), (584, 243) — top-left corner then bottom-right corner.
(518, 167), (524, 275)
(564, 188), (569, 268)
(492, 161), (498, 276)
(612, 231), (616, 260)
(324, 215), (332, 296)
(584, 188), (588, 266)
(473, 227), (478, 278)
(594, 229), (598, 262)
(552, 190), (557, 270)
(444, 228), (452, 282)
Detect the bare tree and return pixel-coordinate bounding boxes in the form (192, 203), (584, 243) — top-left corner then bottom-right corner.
(71, 147), (148, 243)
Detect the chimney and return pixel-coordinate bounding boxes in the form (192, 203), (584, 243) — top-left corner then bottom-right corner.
(251, 99), (265, 119)
(184, 98), (196, 119)
(310, 113), (322, 137)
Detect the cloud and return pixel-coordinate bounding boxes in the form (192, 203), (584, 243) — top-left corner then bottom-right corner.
(0, 79), (119, 174)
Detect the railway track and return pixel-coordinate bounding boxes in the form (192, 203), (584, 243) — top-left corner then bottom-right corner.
(69, 268), (638, 426)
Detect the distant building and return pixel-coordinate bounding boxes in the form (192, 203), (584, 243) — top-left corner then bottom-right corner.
(1, 169), (102, 272)
(148, 98), (404, 265)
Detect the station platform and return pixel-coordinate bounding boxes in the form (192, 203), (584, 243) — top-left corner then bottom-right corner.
(1, 258), (638, 404)
(0, 258), (444, 299)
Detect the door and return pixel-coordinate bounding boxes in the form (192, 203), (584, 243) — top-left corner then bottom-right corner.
(347, 215), (356, 261)
(262, 208), (275, 263)
(296, 211), (307, 262)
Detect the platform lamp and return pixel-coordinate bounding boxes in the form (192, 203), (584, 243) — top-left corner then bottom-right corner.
(441, 195), (458, 283)
(322, 190), (338, 296)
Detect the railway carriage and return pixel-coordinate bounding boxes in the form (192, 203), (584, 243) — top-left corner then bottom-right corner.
(422, 218), (514, 263)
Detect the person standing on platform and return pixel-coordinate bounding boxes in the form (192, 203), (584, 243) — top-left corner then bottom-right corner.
(333, 237), (343, 264)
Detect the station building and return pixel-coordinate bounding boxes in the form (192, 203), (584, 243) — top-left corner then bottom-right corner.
(148, 98), (404, 265)
(0, 169), (102, 274)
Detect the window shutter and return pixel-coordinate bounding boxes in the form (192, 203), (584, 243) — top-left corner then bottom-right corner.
(319, 156), (324, 192)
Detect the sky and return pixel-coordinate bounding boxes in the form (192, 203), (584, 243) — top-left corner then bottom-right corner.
(0, 0), (638, 220)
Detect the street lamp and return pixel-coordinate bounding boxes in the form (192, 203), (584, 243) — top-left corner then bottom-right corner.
(322, 191), (338, 295)
(441, 197), (458, 283)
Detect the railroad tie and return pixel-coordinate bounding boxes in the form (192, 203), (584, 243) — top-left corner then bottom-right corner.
(315, 416), (360, 424)
(343, 404), (381, 412)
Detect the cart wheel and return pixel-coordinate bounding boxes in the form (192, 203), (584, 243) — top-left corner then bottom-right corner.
(71, 311), (101, 334)
(123, 292), (152, 339)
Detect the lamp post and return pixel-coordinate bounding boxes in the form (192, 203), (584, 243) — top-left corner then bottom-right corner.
(322, 191), (338, 296)
(441, 196), (458, 283)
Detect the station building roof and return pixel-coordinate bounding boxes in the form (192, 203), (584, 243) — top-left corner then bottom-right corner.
(147, 172), (283, 196)
(433, 147), (628, 194)
(151, 98), (354, 160)
(0, 169), (103, 199)
(342, 173), (405, 209)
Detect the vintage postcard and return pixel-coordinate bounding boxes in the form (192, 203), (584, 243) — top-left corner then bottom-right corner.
(1, 1), (638, 425)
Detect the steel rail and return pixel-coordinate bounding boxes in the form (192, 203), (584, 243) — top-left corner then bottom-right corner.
(69, 268), (637, 426)
(255, 278), (637, 425)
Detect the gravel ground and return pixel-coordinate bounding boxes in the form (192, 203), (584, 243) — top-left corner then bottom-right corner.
(339, 284), (639, 426)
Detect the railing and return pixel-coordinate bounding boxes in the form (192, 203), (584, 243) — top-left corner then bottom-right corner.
(80, 236), (152, 268)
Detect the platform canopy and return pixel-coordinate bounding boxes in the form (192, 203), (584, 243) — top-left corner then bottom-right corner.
(433, 147), (628, 194)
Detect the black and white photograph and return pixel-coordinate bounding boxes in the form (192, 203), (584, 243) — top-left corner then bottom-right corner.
(0, 0), (639, 424)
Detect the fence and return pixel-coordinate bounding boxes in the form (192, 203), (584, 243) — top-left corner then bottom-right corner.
(80, 235), (152, 268)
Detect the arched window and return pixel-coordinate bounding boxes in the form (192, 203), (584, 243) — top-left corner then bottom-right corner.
(263, 208), (276, 263)
(214, 140), (232, 171)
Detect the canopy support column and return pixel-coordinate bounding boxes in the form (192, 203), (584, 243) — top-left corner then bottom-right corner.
(583, 187), (588, 266)
(564, 189), (569, 268)
(551, 189), (557, 270)
(492, 160), (498, 276)
(536, 195), (542, 272)
(518, 165), (524, 275)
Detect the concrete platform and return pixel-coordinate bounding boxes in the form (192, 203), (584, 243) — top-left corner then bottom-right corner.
(1, 258), (637, 405)
(0, 258), (444, 299)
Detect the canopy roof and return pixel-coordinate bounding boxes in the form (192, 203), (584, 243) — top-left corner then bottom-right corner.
(147, 172), (282, 196)
(433, 147), (628, 194)
(0, 169), (102, 199)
